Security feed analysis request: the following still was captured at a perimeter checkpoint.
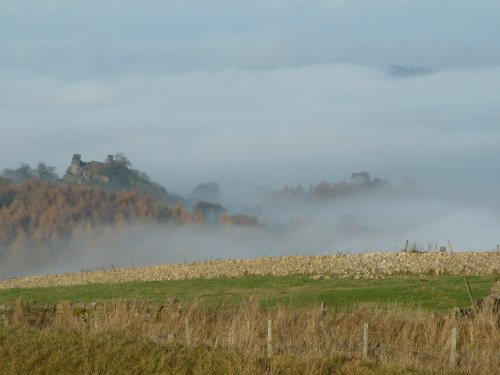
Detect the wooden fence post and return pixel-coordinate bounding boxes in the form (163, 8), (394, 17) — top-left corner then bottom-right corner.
(497, 244), (499, 253)
(404, 240), (409, 252)
(185, 318), (191, 347)
(363, 323), (369, 360)
(267, 319), (273, 356)
(464, 277), (474, 306)
(450, 328), (457, 368)
(448, 241), (453, 253)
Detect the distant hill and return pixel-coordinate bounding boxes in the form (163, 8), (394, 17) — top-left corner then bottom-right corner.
(1, 154), (169, 201)
(387, 66), (433, 78)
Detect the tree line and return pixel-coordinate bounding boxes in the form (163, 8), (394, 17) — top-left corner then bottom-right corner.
(271, 172), (389, 202)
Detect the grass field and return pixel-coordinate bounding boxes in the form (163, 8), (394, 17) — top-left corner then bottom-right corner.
(0, 274), (497, 313)
(0, 263), (498, 374)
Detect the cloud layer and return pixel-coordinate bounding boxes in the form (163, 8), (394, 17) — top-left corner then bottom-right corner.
(2, 64), (499, 195)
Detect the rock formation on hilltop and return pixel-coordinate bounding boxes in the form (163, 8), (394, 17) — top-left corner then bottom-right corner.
(64, 154), (168, 200)
(65, 154), (116, 185)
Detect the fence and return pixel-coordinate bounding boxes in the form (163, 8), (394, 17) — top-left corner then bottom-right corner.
(176, 310), (492, 370)
(262, 319), (463, 370)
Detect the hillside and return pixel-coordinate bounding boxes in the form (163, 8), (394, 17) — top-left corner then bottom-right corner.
(0, 179), (175, 277)
(0, 155), (260, 279)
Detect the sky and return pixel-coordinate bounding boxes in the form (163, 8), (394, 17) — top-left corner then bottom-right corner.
(1, 0), (500, 258)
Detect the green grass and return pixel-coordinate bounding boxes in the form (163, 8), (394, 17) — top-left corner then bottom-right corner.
(1, 274), (497, 313)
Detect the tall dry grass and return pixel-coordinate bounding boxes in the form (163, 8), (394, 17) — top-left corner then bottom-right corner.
(1, 300), (498, 374)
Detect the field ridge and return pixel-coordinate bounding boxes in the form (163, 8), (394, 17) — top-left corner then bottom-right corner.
(1, 251), (499, 289)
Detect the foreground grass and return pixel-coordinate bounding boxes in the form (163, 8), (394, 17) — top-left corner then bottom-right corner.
(0, 321), (432, 375)
(1, 299), (497, 374)
(0, 274), (497, 313)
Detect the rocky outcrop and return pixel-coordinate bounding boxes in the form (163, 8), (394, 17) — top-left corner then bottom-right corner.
(63, 154), (167, 200)
(64, 154), (121, 185)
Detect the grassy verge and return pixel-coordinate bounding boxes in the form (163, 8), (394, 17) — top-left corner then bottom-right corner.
(1, 298), (498, 374)
(0, 326), (431, 375)
(0, 274), (497, 312)
(5, 326), (436, 375)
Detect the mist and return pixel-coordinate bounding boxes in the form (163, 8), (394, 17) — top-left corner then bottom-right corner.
(1, 1), (499, 277)
(17, 189), (500, 279)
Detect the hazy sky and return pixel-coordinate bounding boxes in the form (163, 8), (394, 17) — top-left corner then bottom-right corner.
(2, 0), (500, 74)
